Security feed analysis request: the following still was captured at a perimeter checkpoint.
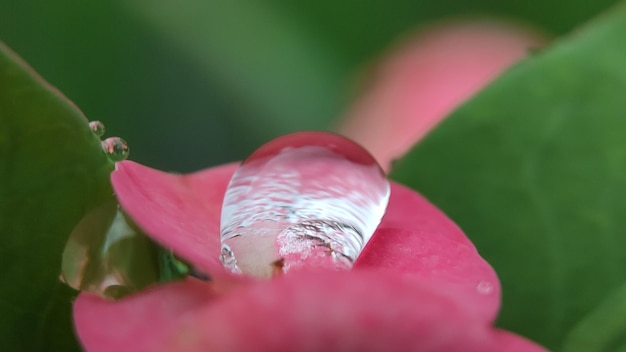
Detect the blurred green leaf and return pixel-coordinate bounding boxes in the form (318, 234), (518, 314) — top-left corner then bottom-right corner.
(125, 0), (346, 143)
(0, 41), (114, 350)
(562, 281), (626, 352)
(391, 3), (626, 350)
(0, 0), (619, 172)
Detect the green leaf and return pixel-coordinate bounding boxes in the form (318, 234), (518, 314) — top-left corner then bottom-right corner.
(123, 0), (347, 142)
(562, 281), (626, 352)
(391, 3), (626, 350)
(0, 41), (114, 350)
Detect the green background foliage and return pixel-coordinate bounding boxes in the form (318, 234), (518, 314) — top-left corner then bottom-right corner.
(1, 0), (625, 350)
(392, 3), (626, 349)
(0, 0), (618, 172)
(0, 43), (113, 350)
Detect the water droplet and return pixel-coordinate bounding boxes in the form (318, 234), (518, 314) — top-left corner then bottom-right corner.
(477, 281), (494, 295)
(220, 132), (390, 278)
(89, 120), (106, 138)
(60, 200), (160, 300)
(219, 245), (241, 273)
(101, 137), (129, 162)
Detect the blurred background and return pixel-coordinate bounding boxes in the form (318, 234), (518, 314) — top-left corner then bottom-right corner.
(0, 0), (618, 172)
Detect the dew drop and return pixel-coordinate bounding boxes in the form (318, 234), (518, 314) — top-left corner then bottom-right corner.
(101, 137), (129, 162)
(477, 281), (494, 295)
(220, 132), (390, 278)
(89, 120), (106, 138)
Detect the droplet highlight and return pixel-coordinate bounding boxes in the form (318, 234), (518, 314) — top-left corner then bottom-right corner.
(220, 132), (390, 278)
(89, 120), (106, 137)
(101, 137), (129, 162)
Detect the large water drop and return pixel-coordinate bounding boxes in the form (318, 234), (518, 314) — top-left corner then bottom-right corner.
(220, 132), (390, 278)
(101, 137), (129, 162)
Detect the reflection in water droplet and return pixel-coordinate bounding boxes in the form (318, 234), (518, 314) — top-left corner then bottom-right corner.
(101, 137), (129, 162)
(103, 285), (132, 300)
(61, 200), (195, 299)
(477, 281), (494, 295)
(89, 120), (106, 138)
(219, 245), (241, 273)
(220, 132), (390, 278)
(60, 200), (160, 299)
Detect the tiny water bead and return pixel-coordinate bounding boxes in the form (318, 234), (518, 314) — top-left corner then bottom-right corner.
(220, 132), (390, 278)
(101, 137), (129, 162)
(88, 120), (130, 162)
(89, 120), (106, 137)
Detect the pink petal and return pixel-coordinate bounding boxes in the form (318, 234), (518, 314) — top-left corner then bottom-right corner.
(491, 330), (549, 352)
(74, 271), (545, 352)
(112, 161), (499, 319)
(73, 279), (216, 352)
(338, 20), (545, 170)
(113, 162), (497, 305)
(356, 184), (500, 323)
(88, 162), (539, 351)
(111, 160), (239, 276)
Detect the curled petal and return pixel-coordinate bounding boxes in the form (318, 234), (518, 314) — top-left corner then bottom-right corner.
(339, 20), (545, 170)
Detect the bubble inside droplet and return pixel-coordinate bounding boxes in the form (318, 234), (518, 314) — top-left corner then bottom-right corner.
(89, 120), (106, 137)
(101, 137), (129, 162)
(220, 132), (390, 278)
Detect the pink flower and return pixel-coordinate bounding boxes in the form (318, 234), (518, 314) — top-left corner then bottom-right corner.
(72, 20), (546, 351)
(74, 161), (543, 351)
